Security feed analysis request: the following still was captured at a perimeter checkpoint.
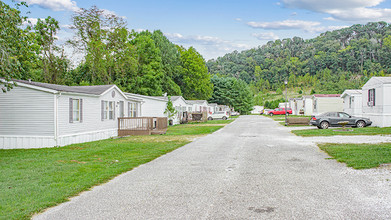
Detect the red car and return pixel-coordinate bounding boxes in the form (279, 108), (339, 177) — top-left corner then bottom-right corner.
(268, 108), (292, 116)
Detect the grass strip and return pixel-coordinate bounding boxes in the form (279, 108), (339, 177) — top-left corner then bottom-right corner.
(319, 143), (391, 169)
(292, 127), (391, 137)
(0, 121), (230, 219)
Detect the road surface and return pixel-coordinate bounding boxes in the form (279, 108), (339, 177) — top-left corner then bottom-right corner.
(34, 115), (391, 219)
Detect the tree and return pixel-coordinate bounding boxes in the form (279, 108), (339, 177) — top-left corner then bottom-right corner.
(0, 1), (37, 91)
(68, 6), (127, 84)
(34, 16), (69, 84)
(164, 96), (177, 125)
(130, 31), (164, 95)
(151, 30), (182, 95)
(178, 46), (213, 100)
(209, 75), (253, 114)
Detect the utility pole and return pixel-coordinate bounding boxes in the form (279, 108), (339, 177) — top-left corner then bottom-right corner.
(284, 79), (288, 126)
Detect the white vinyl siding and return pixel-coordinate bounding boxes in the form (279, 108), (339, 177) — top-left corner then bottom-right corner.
(0, 86), (54, 136)
(58, 88), (129, 136)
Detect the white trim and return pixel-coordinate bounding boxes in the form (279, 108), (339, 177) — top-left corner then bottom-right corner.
(0, 79), (58, 94)
(0, 135), (54, 138)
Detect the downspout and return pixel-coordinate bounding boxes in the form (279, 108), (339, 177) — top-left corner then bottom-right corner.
(54, 92), (61, 147)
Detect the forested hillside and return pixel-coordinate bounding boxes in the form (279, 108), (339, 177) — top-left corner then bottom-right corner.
(207, 22), (391, 105)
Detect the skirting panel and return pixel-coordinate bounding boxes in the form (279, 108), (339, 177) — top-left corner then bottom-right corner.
(0, 136), (56, 149)
(0, 129), (118, 149)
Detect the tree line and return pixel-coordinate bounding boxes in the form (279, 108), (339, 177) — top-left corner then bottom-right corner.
(0, 2), (214, 101)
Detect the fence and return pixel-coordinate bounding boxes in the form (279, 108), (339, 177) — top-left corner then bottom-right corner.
(118, 117), (168, 136)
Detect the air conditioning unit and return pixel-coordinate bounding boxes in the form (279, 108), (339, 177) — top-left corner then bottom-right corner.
(367, 101), (373, 107)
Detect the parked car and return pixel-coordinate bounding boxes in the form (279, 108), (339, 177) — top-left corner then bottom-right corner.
(310, 112), (372, 129)
(208, 111), (229, 120)
(262, 109), (273, 115)
(268, 108), (292, 116)
(231, 111), (240, 116)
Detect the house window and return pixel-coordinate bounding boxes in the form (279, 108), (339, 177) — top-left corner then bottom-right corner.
(188, 107), (192, 112)
(101, 101), (115, 120)
(73, 99), (80, 122)
(69, 98), (83, 123)
(368, 89), (375, 106)
(128, 102), (138, 117)
(109, 101), (114, 119)
(313, 100), (317, 110)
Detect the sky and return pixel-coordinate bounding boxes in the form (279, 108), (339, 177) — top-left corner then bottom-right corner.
(5, 0), (391, 61)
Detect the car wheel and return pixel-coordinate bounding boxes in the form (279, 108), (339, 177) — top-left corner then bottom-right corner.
(208, 117), (213, 120)
(317, 126), (322, 129)
(222, 116), (227, 120)
(356, 120), (365, 128)
(269, 113), (273, 116)
(320, 121), (329, 129)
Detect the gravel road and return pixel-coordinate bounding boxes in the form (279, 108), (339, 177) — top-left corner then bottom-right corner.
(34, 115), (391, 219)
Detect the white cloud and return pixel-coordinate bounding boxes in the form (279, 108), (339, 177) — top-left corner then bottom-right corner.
(22, 0), (79, 11)
(247, 19), (348, 33)
(247, 19), (320, 31)
(235, 18), (242, 21)
(252, 32), (280, 41)
(102, 9), (127, 19)
(281, 0), (391, 22)
(164, 33), (251, 60)
(23, 18), (38, 26)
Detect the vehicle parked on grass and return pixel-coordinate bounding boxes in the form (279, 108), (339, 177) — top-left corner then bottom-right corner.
(310, 112), (372, 129)
(208, 111), (229, 120)
(268, 108), (292, 116)
(262, 109), (273, 115)
(231, 111), (240, 116)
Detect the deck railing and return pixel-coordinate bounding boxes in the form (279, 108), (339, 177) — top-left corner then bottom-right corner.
(118, 117), (168, 136)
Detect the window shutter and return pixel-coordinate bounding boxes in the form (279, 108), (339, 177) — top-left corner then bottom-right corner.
(113, 102), (116, 120)
(368, 90), (370, 102)
(80, 99), (83, 123)
(101, 100), (104, 121)
(69, 98), (73, 123)
(373, 89), (376, 106)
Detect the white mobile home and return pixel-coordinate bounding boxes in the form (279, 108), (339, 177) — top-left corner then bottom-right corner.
(290, 98), (304, 115)
(362, 77), (391, 127)
(126, 93), (167, 118)
(312, 94), (343, 115)
(251, 105), (263, 114)
(187, 100), (209, 113)
(302, 95), (314, 116)
(341, 90), (362, 117)
(0, 80), (141, 149)
(208, 103), (218, 114)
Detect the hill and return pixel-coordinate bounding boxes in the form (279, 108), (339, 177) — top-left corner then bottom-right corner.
(206, 22), (391, 105)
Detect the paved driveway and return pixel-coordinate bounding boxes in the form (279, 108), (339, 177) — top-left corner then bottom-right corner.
(34, 115), (391, 219)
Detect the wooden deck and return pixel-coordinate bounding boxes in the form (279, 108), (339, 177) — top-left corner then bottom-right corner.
(118, 117), (168, 136)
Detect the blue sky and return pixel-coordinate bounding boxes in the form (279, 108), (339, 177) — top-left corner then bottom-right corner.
(6, 0), (391, 61)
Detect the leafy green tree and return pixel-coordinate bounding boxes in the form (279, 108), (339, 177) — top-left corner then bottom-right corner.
(151, 30), (182, 95)
(130, 31), (164, 95)
(0, 1), (37, 91)
(68, 6), (127, 84)
(178, 46), (213, 100)
(164, 96), (177, 124)
(209, 75), (253, 114)
(34, 16), (69, 84)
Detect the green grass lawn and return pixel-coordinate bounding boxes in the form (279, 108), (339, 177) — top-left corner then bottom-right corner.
(319, 143), (391, 169)
(292, 127), (391, 137)
(0, 121), (231, 220)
